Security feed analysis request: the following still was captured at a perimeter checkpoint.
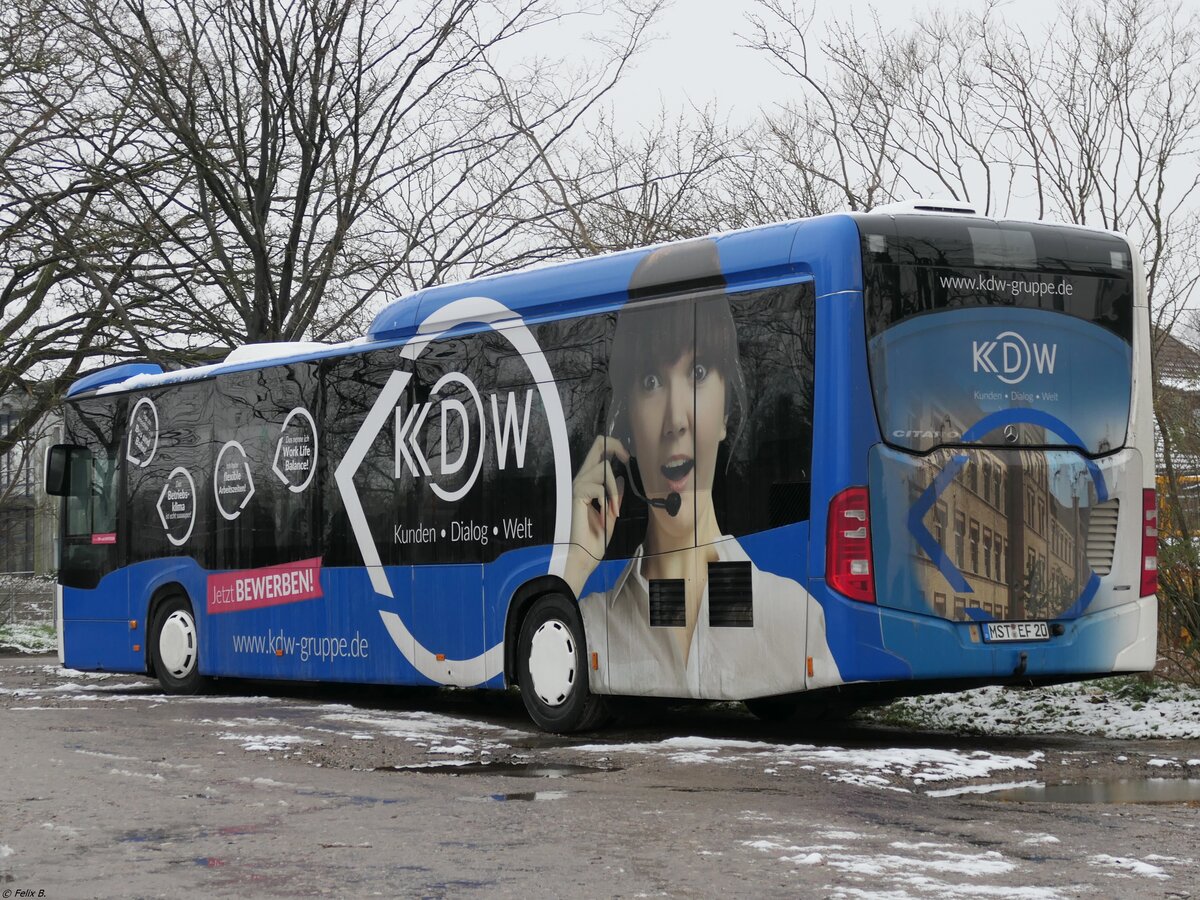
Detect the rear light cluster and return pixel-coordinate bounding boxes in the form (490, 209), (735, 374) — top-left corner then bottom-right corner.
(1141, 488), (1158, 597)
(827, 486), (875, 603)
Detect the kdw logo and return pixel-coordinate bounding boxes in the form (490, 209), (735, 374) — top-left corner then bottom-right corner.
(972, 331), (1057, 385)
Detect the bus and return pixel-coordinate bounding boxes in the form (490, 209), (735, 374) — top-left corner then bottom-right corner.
(45, 202), (1158, 732)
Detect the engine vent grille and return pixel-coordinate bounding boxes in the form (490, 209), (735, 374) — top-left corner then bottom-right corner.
(708, 561), (753, 628)
(1086, 499), (1120, 575)
(648, 579), (685, 627)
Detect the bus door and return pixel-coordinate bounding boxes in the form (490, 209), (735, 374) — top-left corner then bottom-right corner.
(402, 340), (488, 686)
(602, 274), (819, 700)
(54, 397), (128, 669)
(700, 280), (817, 699)
(600, 292), (698, 698)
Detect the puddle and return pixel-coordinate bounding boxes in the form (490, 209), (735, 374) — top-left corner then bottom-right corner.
(121, 829), (179, 843)
(377, 762), (609, 777)
(669, 786), (786, 795)
(988, 778), (1200, 805)
(488, 791), (568, 802)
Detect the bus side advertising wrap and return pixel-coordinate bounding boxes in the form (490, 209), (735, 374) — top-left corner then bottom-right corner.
(207, 557), (323, 614)
(54, 212), (1157, 731)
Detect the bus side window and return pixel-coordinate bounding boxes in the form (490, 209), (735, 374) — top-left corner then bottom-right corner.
(125, 383), (212, 564)
(91, 454), (118, 535)
(717, 281), (816, 536)
(212, 363), (321, 571)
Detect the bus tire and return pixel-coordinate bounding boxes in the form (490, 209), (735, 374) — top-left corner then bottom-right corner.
(516, 594), (607, 733)
(745, 694), (857, 724)
(150, 596), (206, 694)
(744, 695), (801, 722)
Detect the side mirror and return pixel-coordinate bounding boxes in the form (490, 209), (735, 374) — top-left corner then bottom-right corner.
(45, 444), (76, 497)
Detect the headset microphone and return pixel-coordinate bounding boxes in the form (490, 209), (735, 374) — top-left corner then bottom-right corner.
(610, 457), (682, 518)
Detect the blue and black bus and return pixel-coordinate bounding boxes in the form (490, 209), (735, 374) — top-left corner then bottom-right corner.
(47, 203), (1158, 731)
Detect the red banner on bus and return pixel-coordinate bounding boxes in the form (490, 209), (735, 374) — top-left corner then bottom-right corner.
(207, 557), (323, 614)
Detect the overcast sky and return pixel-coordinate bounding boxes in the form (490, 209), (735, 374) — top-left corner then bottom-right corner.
(606, 0), (1059, 128)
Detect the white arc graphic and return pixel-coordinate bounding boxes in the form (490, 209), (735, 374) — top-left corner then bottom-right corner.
(380, 610), (505, 688)
(156, 466), (196, 546)
(126, 397), (159, 467)
(272, 407), (318, 493)
(214, 440), (255, 521)
(334, 369), (411, 598)
(334, 296), (572, 687)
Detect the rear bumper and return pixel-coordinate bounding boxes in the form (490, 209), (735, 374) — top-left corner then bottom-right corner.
(819, 587), (1157, 684)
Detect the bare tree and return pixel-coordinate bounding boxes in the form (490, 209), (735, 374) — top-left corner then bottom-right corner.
(739, 0), (1200, 242)
(57, 0), (665, 346)
(740, 0), (1200, 668)
(507, 104), (740, 255)
(3, 0), (671, 464)
(0, 0), (187, 457)
(740, 1), (909, 213)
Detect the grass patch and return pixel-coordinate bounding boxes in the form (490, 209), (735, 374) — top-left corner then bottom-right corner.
(0, 623), (56, 654)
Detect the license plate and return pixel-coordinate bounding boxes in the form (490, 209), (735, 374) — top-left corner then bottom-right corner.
(983, 621), (1050, 642)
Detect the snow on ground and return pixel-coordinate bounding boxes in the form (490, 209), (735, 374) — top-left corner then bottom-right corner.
(925, 780), (1043, 798)
(320, 709), (521, 758)
(738, 819), (1192, 896)
(9, 663), (1200, 797)
(741, 823), (1071, 899)
(866, 677), (1200, 739)
(219, 733), (322, 753)
(14, 657), (1198, 741)
(1089, 854), (1170, 879)
(574, 736), (1044, 792)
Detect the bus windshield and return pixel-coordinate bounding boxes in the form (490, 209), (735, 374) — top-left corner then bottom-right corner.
(858, 215), (1135, 456)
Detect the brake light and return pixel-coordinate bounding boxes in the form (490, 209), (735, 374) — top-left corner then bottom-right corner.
(1141, 489), (1158, 597)
(827, 486), (875, 603)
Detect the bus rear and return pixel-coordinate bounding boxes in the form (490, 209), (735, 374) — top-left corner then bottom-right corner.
(835, 213), (1156, 686)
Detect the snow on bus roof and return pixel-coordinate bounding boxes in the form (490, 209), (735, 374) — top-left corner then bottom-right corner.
(85, 339), (369, 397)
(223, 341), (331, 365)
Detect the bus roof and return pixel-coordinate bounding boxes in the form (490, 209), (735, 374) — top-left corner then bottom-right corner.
(65, 207), (1117, 399)
(364, 214), (865, 341)
(65, 213), (867, 398)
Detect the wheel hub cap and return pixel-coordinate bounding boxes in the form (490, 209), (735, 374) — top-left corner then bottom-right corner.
(159, 611), (197, 678)
(528, 619), (576, 707)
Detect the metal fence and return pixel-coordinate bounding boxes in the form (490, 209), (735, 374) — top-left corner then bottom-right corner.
(0, 572), (54, 626)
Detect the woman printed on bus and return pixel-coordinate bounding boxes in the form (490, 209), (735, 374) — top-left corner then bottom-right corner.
(563, 241), (840, 700)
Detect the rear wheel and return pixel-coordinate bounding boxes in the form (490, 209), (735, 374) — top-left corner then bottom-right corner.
(744, 695), (801, 722)
(746, 694), (862, 724)
(150, 596), (205, 694)
(517, 594), (607, 733)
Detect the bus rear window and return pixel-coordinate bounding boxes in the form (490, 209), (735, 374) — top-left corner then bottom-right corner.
(859, 216), (1134, 343)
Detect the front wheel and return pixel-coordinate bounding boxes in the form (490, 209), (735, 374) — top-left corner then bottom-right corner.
(517, 594), (607, 733)
(150, 596), (206, 694)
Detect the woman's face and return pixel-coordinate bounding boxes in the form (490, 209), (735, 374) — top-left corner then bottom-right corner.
(628, 349), (727, 529)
